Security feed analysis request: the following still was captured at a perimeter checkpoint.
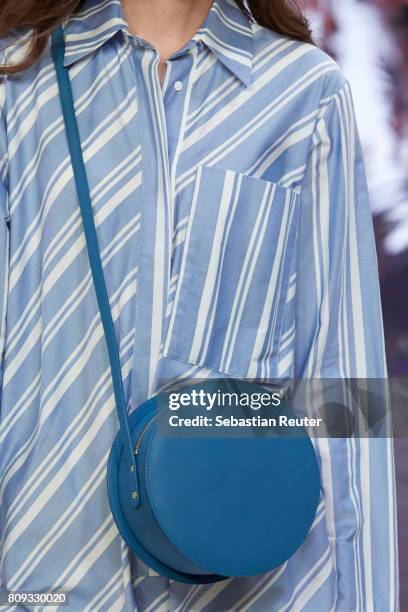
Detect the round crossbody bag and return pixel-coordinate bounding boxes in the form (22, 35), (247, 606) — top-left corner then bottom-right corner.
(52, 25), (321, 584)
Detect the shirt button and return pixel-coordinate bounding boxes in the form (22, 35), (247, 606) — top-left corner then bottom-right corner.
(174, 80), (183, 92)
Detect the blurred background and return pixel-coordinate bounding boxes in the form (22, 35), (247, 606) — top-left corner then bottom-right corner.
(303, 0), (408, 607)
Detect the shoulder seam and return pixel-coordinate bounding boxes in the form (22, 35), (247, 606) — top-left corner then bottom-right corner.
(298, 79), (352, 195)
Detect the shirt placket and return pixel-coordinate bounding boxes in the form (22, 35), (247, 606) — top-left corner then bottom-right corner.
(129, 37), (196, 410)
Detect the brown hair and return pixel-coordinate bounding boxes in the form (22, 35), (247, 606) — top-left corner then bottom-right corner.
(0, 0), (313, 75)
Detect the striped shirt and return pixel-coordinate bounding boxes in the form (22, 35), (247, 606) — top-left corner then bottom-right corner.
(0, 0), (398, 610)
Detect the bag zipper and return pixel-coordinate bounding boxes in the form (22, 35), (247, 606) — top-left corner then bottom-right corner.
(134, 413), (160, 455)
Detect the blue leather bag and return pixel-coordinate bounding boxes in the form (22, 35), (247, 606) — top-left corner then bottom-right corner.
(52, 26), (321, 584)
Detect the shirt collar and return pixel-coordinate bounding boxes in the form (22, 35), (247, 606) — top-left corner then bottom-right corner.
(193, 0), (254, 86)
(62, 0), (254, 86)
(62, 0), (129, 67)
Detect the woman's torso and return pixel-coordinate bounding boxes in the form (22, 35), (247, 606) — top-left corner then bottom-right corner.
(0, 0), (345, 603)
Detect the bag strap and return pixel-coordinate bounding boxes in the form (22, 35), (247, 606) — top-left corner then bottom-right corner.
(51, 26), (140, 506)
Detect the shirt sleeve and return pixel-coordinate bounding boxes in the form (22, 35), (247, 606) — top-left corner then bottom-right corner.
(294, 80), (399, 610)
(0, 102), (9, 411)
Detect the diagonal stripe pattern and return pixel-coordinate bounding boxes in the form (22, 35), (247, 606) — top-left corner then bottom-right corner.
(0, 0), (398, 610)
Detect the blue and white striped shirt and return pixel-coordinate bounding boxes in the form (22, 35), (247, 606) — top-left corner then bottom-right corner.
(0, 0), (398, 609)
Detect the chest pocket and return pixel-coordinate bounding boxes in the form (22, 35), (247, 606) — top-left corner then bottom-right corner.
(162, 165), (300, 380)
